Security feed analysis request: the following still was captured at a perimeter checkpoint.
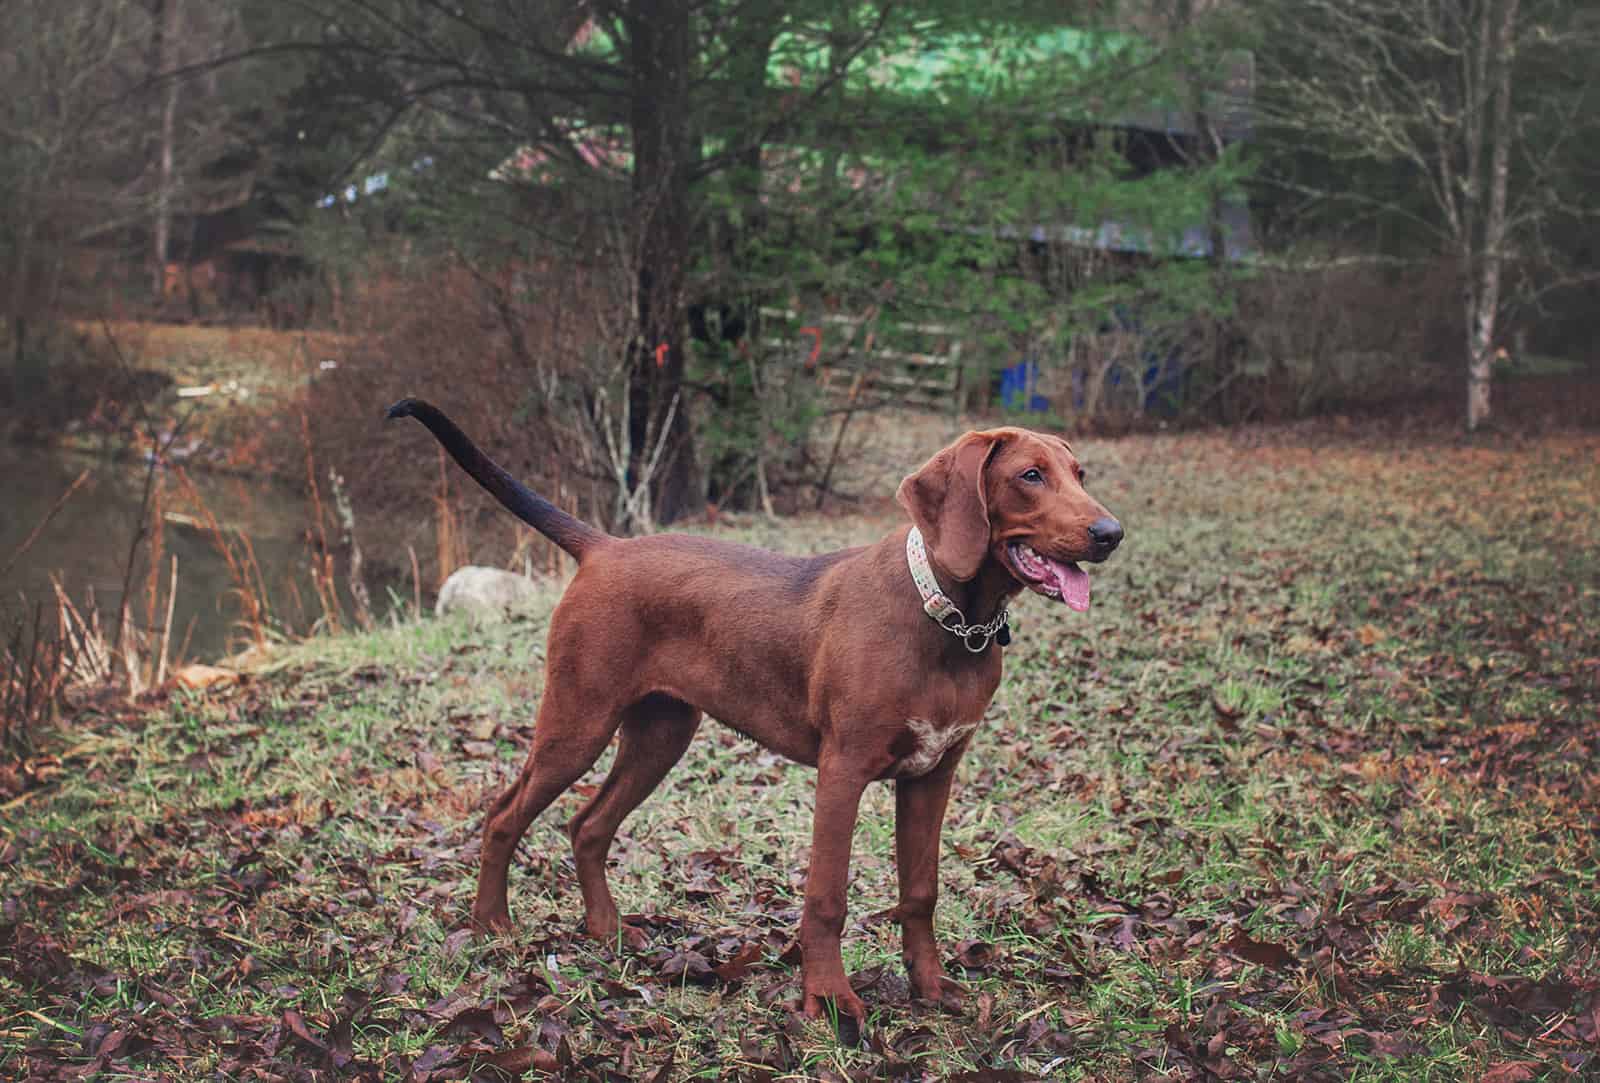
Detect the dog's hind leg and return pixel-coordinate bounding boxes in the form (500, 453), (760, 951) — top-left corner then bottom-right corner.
(471, 687), (623, 933)
(567, 694), (701, 942)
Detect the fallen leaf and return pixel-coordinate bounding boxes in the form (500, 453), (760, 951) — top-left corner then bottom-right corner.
(713, 941), (764, 982)
(955, 939), (997, 970)
(281, 1009), (327, 1052)
(658, 949), (714, 983)
(642, 1050), (675, 1083)
(1221, 928), (1296, 969)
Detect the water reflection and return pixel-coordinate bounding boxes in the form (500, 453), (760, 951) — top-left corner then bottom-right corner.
(0, 445), (374, 662)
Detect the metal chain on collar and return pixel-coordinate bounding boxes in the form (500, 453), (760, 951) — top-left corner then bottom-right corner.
(936, 604), (1012, 654)
(906, 527), (1011, 653)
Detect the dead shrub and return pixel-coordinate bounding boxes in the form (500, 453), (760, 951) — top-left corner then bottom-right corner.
(295, 247), (625, 594)
(1229, 256), (1453, 420)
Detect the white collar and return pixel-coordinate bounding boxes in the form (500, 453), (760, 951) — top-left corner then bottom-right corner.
(905, 527), (1009, 653)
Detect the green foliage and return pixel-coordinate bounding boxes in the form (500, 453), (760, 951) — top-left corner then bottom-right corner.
(272, 0), (1256, 506)
(697, 3), (1253, 424)
(686, 317), (826, 510)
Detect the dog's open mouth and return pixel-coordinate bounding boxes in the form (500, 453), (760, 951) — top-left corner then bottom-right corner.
(1008, 542), (1091, 612)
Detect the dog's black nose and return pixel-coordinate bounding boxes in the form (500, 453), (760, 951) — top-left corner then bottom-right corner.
(1088, 517), (1123, 554)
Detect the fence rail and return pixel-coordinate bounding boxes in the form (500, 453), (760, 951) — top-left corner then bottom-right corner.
(759, 308), (963, 407)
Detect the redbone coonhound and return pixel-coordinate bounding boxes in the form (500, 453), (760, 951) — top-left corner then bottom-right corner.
(387, 398), (1122, 1026)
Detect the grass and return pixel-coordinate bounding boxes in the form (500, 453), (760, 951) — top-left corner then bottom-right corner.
(3, 424), (1598, 1080)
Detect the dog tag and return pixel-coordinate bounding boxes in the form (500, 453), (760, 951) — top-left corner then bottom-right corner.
(997, 623), (1011, 647)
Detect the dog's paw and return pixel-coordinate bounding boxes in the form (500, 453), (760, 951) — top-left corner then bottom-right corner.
(581, 903), (622, 945)
(469, 903), (513, 934)
(911, 972), (966, 1013)
(801, 986), (868, 1046)
(580, 917), (649, 952)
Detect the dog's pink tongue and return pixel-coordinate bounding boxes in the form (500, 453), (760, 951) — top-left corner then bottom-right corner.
(1049, 560), (1091, 612)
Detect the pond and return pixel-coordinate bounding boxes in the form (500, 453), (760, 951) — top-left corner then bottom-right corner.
(1, 444), (392, 665)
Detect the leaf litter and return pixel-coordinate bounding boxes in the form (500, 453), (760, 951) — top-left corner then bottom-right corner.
(2, 424), (1597, 1079)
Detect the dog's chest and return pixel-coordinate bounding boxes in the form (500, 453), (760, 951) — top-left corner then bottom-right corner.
(892, 718), (980, 777)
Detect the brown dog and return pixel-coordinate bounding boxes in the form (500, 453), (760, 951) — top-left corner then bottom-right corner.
(387, 398), (1122, 1024)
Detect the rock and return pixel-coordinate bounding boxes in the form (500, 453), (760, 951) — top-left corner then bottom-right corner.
(174, 663), (239, 690)
(435, 566), (543, 622)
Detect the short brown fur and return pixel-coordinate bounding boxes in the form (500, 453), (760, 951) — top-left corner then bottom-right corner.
(387, 399), (1120, 1023)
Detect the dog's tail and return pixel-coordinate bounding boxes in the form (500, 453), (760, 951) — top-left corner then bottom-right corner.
(386, 397), (608, 562)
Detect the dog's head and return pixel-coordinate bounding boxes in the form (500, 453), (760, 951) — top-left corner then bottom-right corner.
(896, 428), (1121, 612)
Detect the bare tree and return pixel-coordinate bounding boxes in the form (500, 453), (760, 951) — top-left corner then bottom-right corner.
(151, 0), (184, 302)
(0, 0), (240, 387)
(1252, 0), (1597, 429)
(0, 1), (151, 385)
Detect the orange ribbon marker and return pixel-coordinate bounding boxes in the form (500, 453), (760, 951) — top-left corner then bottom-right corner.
(800, 327), (822, 368)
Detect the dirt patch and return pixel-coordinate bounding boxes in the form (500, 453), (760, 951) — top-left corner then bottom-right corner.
(1, 321), (350, 473)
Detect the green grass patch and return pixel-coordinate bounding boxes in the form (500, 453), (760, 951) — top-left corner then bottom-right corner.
(3, 428), (1597, 1079)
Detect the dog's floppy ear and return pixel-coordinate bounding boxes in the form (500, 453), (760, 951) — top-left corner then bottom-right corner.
(896, 432), (1000, 581)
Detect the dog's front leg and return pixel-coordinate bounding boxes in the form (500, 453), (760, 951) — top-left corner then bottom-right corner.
(799, 750), (873, 1025)
(893, 750), (967, 1011)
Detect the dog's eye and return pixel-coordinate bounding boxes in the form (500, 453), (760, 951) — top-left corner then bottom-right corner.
(1019, 468), (1044, 485)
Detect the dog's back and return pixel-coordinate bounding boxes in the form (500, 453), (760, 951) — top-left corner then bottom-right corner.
(548, 534), (871, 765)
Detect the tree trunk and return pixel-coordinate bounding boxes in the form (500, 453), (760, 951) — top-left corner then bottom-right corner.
(9, 215), (38, 398)
(625, 0), (696, 524)
(1466, 0), (1518, 432)
(152, 0), (182, 303)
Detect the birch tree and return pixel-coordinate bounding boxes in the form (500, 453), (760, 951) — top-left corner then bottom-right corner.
(1251, 0), (1596, 429)
(151, 0), (184, 303)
